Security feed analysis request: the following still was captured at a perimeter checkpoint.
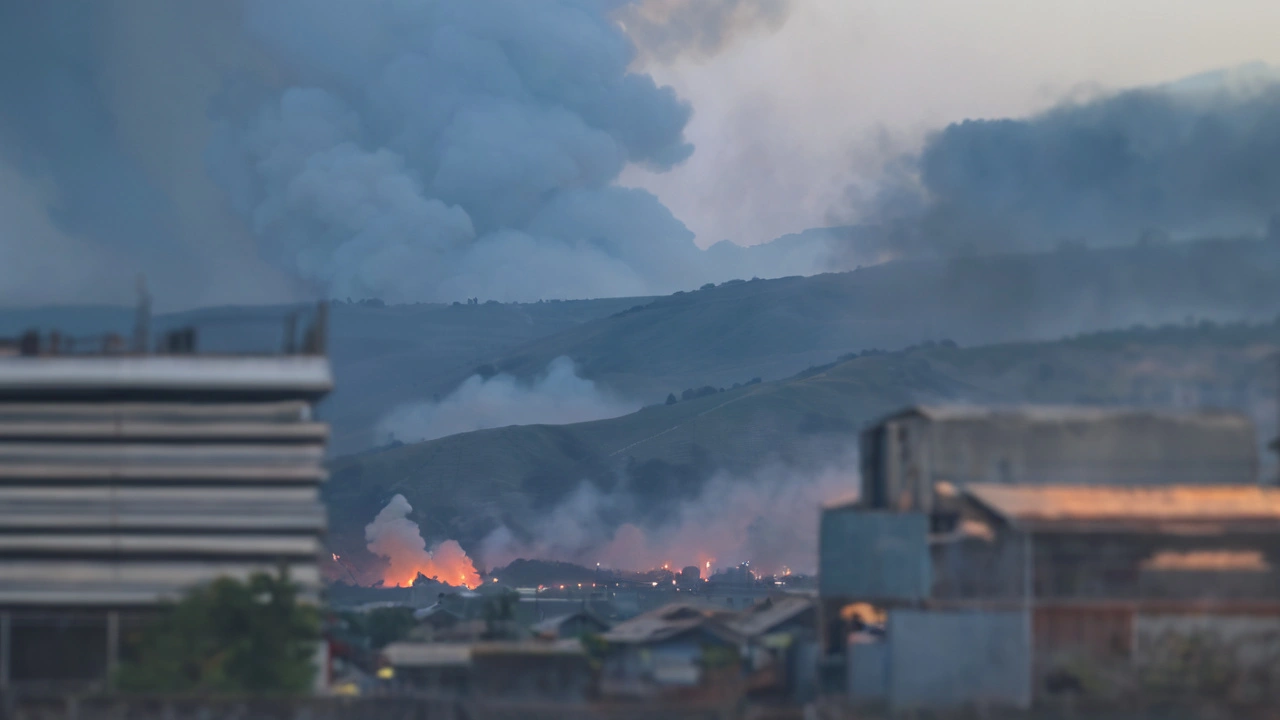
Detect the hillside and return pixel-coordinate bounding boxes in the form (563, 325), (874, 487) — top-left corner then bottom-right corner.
(324, 317), (1280, 565)
(475, 236), (1280, 403)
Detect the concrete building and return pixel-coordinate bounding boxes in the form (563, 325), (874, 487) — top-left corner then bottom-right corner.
(821, 403), (1280, 710)
(859, 405), (1258, 518)
(0, 308), (332, 692)
(821, 483), (1280, 709)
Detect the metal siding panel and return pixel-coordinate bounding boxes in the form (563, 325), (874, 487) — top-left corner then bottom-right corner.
(888, 609), (1032, 710)
(819, 509), (930, 600)
(848, 641), (888, 701)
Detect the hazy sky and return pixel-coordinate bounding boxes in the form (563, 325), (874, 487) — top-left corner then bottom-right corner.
(624, 0), (1280, 247)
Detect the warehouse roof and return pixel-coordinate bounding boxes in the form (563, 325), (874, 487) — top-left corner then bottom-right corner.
(965, 484), (1280, 534)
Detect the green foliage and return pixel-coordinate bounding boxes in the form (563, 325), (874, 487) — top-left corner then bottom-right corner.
(116, 570), (319, 695)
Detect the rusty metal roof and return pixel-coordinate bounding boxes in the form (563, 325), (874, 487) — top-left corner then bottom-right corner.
(965, 483), (1280, 533)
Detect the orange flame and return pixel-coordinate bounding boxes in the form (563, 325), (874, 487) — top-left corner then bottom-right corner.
(379, 539), (481, 589)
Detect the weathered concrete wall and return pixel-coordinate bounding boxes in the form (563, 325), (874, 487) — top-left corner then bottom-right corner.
(818, 510), (930, 601)
(866, 408), (1258, 513)
(886, 609), (1032, 711)
(1134, 614), (1280, 702)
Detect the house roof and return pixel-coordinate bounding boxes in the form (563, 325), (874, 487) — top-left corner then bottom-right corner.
(728, 595), (815, 638)
(530, 609), (610, 636)
(965, 483), (1280, 534)
(602, 603), (739, 645)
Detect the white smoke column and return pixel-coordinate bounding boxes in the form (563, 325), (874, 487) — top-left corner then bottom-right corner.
(479, 446), (859, 575)
(377, 357), (640, 443)
(365, 494), (481, 588)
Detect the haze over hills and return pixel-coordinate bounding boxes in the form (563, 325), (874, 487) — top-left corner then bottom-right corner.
(461, 234), (1280, 402)
(8, 233), (1280, 457)
(324, 317), (1280, 575)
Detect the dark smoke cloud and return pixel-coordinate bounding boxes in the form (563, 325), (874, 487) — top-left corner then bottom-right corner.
(861, 64), (1280, 258)
(0, 0), (801, 308)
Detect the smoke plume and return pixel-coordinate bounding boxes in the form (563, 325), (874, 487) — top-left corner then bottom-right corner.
(857, 64), (1280, 259)
(365, 494), (481, 589)
(621, 0), (793, 64)
(479, 447), (858, 575)
(378, 356), (639, 444)
(0, 0), (803, 308)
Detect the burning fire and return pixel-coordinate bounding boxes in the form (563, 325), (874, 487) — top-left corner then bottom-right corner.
(364, 494), (482, 589)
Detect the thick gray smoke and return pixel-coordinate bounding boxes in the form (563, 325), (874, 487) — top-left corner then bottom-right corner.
(0, 0), (798, 308)
(377, 356), (639, 444)
(620, 0), (792, 64)
(478, 447), (858, 575)
(861, 64), (1280, 258)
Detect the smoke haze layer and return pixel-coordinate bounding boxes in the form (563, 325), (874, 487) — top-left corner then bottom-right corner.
(377, 356), (639, 444)
(478, 446), (858, 575)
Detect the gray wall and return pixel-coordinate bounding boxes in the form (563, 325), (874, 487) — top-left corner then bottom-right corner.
(819, 510), (930, 601)
(865, 408), (1258, 513)
(886, 609), (1032, 711)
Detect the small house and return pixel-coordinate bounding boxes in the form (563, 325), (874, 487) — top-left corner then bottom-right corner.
(600, 604), (743, 700)
(531, 608), (612, 640)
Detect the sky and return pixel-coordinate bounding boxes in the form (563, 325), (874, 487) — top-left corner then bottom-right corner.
(626, 0), (1280, 247)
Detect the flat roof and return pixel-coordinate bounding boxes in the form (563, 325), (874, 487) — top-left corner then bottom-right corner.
(966, 483), (1280, 534)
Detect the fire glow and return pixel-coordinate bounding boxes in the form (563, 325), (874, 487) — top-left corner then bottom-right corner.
(364, 494), (481, 589)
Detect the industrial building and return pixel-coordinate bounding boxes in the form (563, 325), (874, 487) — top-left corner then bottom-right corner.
(858, 404), (1258, 517)
(0, 306), (332, 692)
(825, 404), (1280, 710)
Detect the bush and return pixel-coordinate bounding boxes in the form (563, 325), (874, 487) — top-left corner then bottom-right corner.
(116, 570), (319, 694)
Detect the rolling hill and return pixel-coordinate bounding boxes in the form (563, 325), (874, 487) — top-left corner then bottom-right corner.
(474, 236), (1280, 403)
(324, 317), (1280, 566)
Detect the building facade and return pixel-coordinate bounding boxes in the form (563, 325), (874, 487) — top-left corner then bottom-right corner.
(0, 309), (332, 691)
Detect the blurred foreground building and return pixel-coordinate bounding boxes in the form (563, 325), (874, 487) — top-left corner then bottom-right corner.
(0, 307), (332, 692)
(824, 404), (1280, 711)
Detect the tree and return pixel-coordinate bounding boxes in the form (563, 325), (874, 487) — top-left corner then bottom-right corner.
(116, 570), (319, 694)
(349, 607), (417, 650)
(665, 393), (677, 405)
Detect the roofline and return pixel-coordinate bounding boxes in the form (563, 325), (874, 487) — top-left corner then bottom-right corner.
(863, 403), (1254, 430)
